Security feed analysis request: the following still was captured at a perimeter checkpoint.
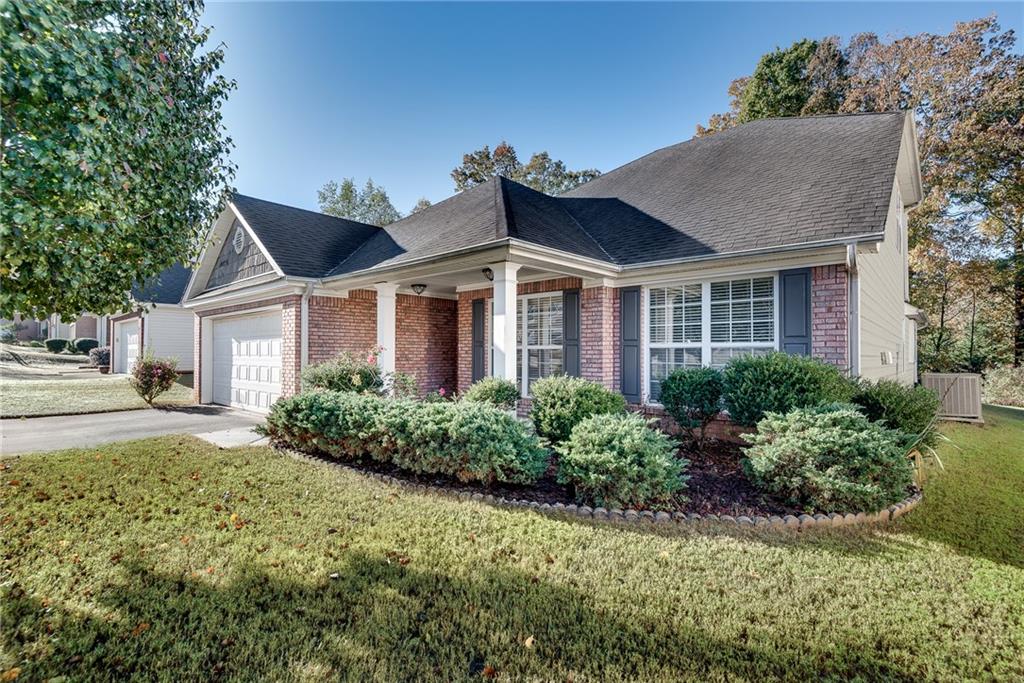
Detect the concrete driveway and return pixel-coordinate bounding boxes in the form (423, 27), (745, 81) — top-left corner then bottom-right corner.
(1, 406), (266, 455)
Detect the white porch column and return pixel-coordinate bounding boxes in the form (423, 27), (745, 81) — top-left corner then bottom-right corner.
(374, 283), (399, 374)
(490, 262), (521, 381)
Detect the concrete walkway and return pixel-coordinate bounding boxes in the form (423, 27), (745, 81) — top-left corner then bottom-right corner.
(1, 406), (266, 455)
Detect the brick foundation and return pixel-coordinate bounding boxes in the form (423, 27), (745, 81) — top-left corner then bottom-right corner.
(811, 265), (849, 371)
(396, 294), (457, 395)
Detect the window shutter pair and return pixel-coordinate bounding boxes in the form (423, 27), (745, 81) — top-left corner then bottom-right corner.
(469, 290), (582, 383)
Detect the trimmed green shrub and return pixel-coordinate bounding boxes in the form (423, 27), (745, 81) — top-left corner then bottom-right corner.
(302, 350), (385, 394)
(743, 407), (913, 513)
(44, 338), (69, 353)
(984, 366), (1024, 408)
(28, 340), (45, 348)
(389, 371), (420, 399)
(129, 353), (180, 405)
(73, 337), (100, 354)
(659, 367), (724, 450)
(529, 375), (627, 444)
(264, 391), (548, 485)
(557, 413), (687, 510)
(463, 377), (519, 410)
(722, 352), (854, 426)
(88, 346), (110, 367)
(851, 379), (940, 448)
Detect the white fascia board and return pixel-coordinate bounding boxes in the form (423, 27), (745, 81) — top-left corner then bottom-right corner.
(183, 280), (305, 312)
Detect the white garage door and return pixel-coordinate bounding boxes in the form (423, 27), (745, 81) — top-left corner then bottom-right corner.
(212, 312), (283, 413)
(118, 321), (140, 374)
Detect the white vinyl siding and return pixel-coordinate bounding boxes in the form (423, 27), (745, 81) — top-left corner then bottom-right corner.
(145, 307), (196, 372)
(645, 274), (778, 400)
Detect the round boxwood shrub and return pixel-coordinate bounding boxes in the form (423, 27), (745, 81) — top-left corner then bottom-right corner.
(659, 367), (723, 450)
(722, 352), (854, 426)
(263, 390), (388, 459)
(557, 413), (687, 510)
(742, 407), (913, 513)
(73, 337), (100, 354)
(463, 377), (520, 410)
(529, 375), (627, 445)
(851, 379), (940, 448)
(88, 346), (111, 367)
(44, 338), (69, 353)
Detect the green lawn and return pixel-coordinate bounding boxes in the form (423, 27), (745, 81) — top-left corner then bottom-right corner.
(2, 408), (1021, 681)
(0, 377), (193, 418)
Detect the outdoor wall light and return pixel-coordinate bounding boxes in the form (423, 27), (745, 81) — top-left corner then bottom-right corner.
(482, 267), (494, 281)
(411, 284), (427, 295)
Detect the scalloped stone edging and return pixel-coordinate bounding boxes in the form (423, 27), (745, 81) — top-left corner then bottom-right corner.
(277, 447), (923, 532)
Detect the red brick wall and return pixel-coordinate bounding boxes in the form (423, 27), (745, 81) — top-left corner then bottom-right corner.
(456, 277), (583, 392)
(811, 265), (849, 371)
(396, 294), (457, 395)
(307, 291), (377, 365)
(581, 286), (620, 391)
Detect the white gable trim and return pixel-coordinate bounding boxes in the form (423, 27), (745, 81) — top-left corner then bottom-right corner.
(228, 201), (285, 277)
(183, 202), (285, 303)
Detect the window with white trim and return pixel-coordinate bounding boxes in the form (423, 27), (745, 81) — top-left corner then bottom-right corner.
(647, 284), (702, 399)
(646, 275), (777, 400)
(516, 293), (563, 395)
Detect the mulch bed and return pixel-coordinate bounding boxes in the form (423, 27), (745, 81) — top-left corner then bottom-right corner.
(290, 440), (801, 517)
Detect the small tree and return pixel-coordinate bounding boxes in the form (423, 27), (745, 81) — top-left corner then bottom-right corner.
(659, 368), (724, 451)
(129, 352), (179, 405)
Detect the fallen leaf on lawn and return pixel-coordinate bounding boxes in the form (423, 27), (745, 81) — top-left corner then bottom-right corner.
(524, 635), (535, 648)
(1, 667), (20, 681)
(482, 664), (498, 679)
(213, 504), (222, 512)
(467, 533), (477, 542)
(545, 554), (555, 564)
(180, 536), (192, 545)
(205, 566), (215, 574)
(131, 622), (150, 636)
(7, 480), (19, 487)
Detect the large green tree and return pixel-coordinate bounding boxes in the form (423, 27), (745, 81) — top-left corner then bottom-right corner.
(451, 141), (600, 195)
(698, 17), (1024, 367)
(1, 0), (235, 320)
(317, 178), (401, 226)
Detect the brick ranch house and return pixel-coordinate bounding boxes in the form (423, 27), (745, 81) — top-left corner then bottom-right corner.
(182, 112), (924, 416)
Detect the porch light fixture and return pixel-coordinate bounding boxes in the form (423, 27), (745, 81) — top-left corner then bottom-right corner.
(482, 267), (494, 281)
(411, 283), (427, 295)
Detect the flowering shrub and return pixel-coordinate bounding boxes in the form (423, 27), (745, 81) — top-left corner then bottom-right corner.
(302, 348), (385, 394)
(129, 353), (180, 405)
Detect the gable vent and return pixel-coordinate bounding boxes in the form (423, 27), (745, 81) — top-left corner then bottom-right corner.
(232, 224), (245, 254)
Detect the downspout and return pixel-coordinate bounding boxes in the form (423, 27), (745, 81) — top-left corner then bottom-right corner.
(300, 282), (316, 390)
(846, 243), (860, 377)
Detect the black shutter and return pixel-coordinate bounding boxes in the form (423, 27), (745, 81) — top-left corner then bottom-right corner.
(562, 289), (580, 377)
(620, 286), (641, 403)
(779, 268), (811, 356)
(471, 299), (486, 382)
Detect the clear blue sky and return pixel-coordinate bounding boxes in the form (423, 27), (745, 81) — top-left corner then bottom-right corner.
(202, 1), (1022, 214)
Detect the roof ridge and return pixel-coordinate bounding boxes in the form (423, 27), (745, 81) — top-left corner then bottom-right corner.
(493, 176), (517, 239)
(232, 193), (381, 231)
(499, 176), (616, 264)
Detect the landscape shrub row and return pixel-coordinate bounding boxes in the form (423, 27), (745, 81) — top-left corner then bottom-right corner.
(264, 391), (548, 485)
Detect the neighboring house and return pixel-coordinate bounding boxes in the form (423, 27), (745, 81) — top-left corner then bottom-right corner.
(109, 263), (195, 375)
(0, 313), (108, 344)
(182, 112), (924, 414)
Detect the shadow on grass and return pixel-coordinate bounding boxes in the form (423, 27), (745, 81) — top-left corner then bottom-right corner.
(2, 552), (917, 682)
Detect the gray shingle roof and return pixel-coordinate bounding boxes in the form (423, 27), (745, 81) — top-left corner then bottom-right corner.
(231, 194), (381, 278)
(231, 112), (908, 278)
(561, 112), (906, 264)
(132, 263), (192, 304)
